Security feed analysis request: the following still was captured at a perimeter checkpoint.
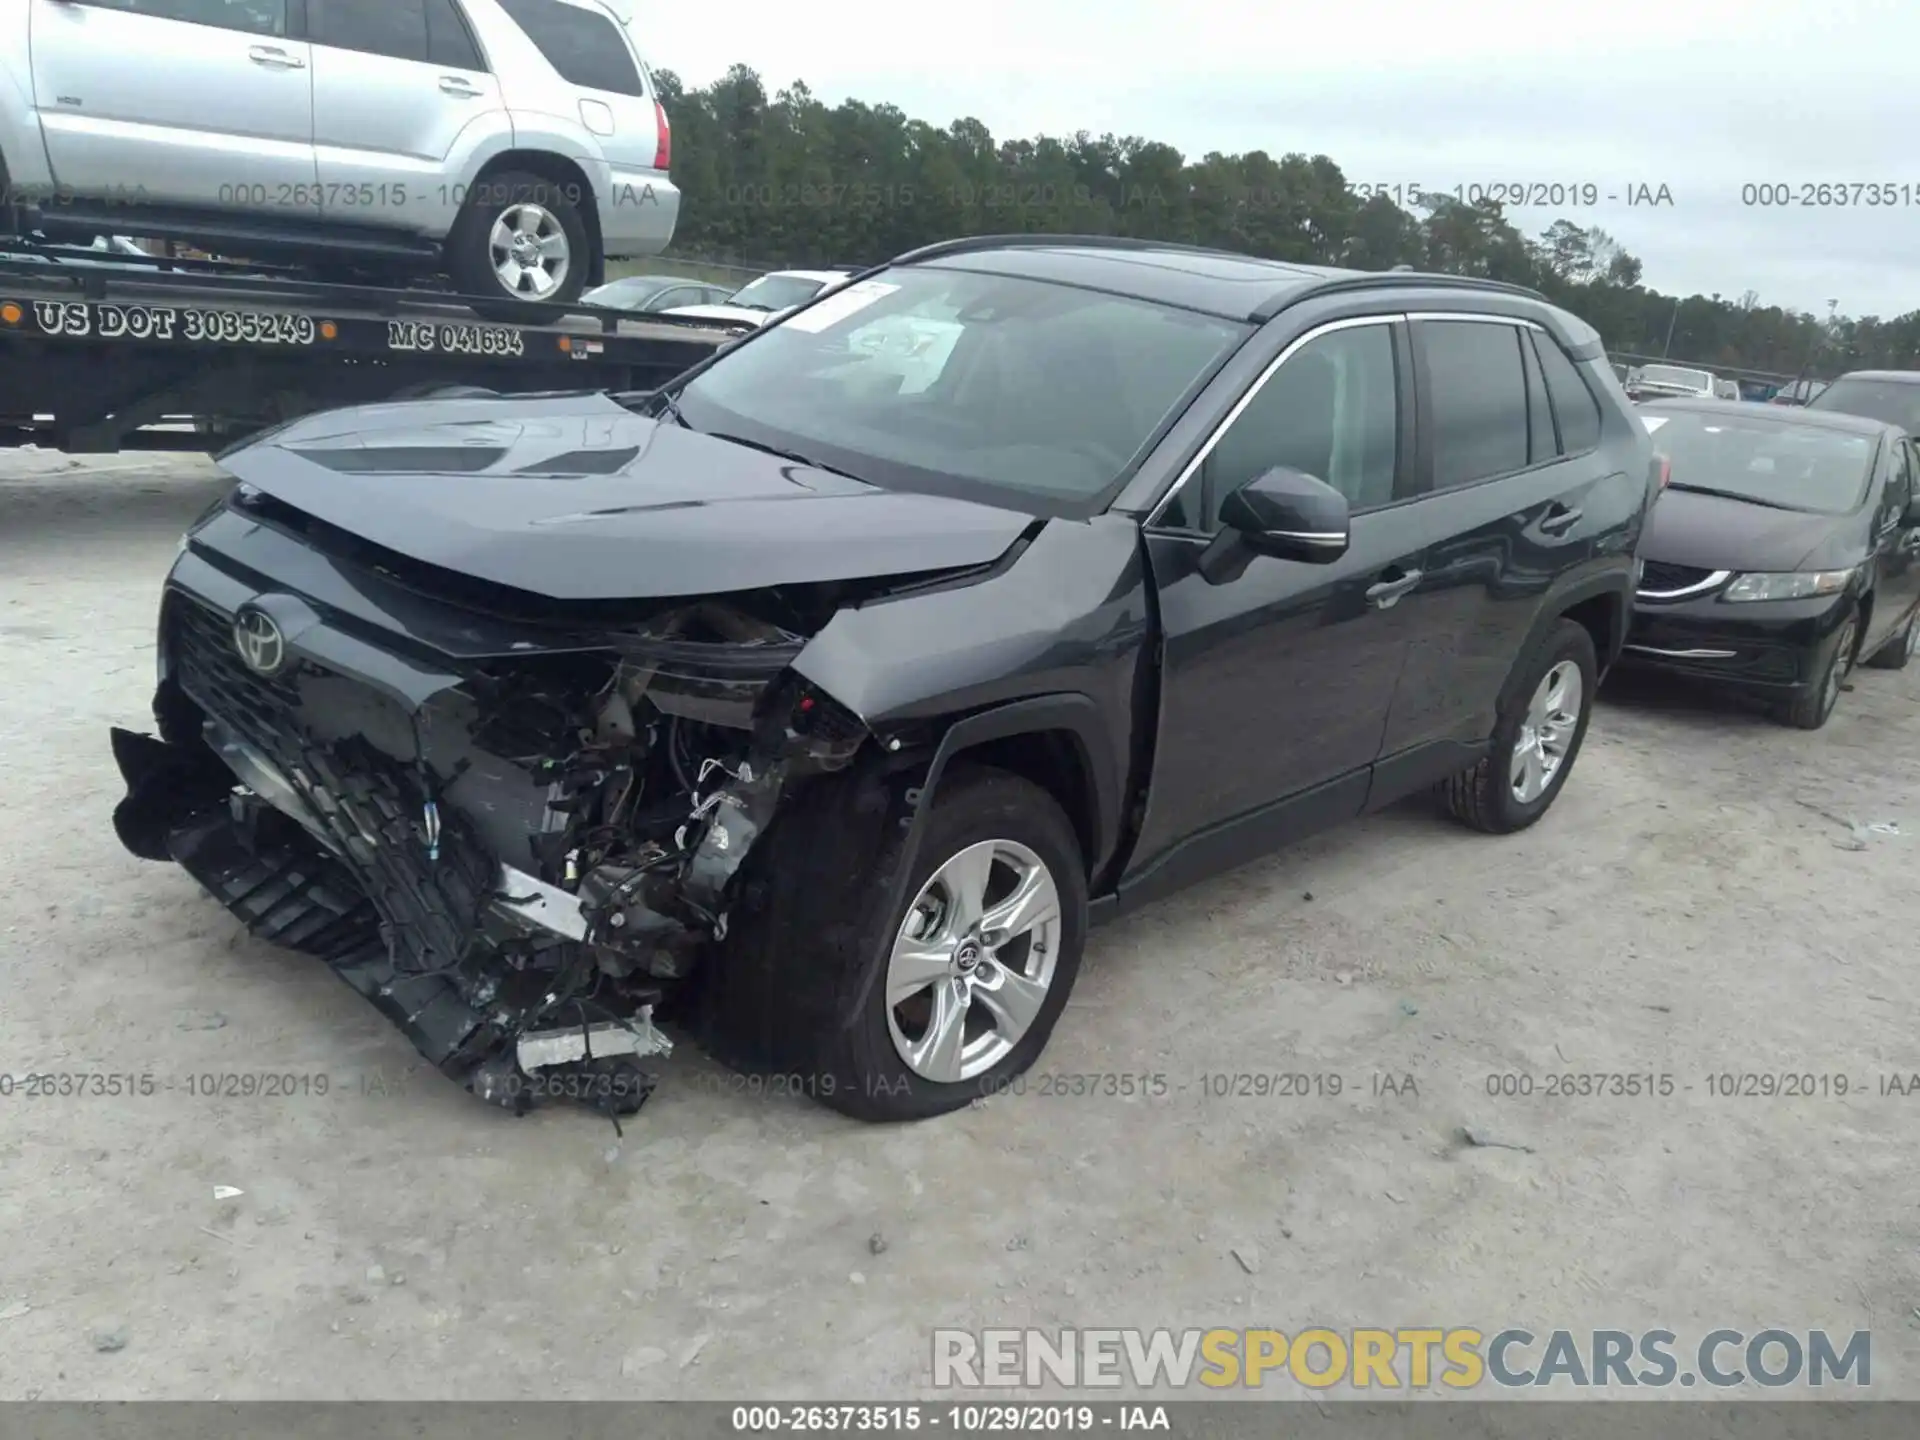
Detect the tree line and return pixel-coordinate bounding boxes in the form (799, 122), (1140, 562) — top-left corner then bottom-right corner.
(654, 64), (1920, 378)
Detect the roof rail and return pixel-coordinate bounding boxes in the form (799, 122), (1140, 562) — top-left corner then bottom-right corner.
(888, 233), (1286, 268)
(1256, 271), (1548, 320)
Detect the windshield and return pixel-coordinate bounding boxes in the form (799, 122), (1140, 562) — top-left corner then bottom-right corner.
(1807, 377), (1920, 434)
(725, 275), (830, 312)
(1640, 365), (1713, 389)
(583, 276), (678, 307)
(1647, 411), (1877, 515)
(675, 265), (1249, 511)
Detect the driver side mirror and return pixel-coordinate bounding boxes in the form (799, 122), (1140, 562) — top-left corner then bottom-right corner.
(1198, 466), (1351, 584)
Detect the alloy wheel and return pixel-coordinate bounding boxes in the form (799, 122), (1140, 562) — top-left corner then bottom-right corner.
(885, 839), (1063, 1083)
(488, 203), (570, 300)
(1510, 659), (1583, 805)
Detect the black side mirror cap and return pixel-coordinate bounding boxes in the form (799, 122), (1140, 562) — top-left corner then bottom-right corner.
(1198, 466), (1352, 584)
(1222, 466), (1351, 561)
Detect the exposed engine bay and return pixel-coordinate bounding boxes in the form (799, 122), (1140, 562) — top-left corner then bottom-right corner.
(111, 584), (873, 1123)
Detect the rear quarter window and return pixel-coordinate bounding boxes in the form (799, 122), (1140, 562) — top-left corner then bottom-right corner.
(1532, 334), (1603, 454)
(496, 0), (643, 95)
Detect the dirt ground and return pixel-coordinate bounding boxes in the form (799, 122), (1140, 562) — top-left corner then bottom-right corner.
(2, 451), (1917, 1403)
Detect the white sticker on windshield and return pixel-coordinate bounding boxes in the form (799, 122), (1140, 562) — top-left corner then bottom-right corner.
(1640, 416), (1669, 433)
(781, 280), (901, 333)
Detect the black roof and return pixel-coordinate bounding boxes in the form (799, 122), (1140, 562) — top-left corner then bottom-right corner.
(1640, 395), (1899, 437)
(886, 234), (1546, 324)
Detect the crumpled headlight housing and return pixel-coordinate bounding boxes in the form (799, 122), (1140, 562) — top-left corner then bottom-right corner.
(1721, 569), (1855, 603)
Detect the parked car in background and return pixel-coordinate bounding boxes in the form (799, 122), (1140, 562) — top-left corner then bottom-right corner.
(0, 0), (680, 312)
(583, 274), (733, 313)
(108, 238), (1650, 1122)
(1627, 364), (1716, 402)
(658, 269), (852, 328)
(1713, 378), (1740, 400)
(1770, 377), (1829, 407)
(1805, 370), (1920, 436)
(1623, 399), (1920, 728)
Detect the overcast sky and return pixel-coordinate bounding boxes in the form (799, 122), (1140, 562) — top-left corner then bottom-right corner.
(638, 0), (1918, 320)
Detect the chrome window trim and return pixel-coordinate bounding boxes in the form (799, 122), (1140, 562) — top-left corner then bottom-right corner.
(1405, 312), (1546, 330)
(1636, 569), (1733, 601)
(1147, 313), (1403, 530)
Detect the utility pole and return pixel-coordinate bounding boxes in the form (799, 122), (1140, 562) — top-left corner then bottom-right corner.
(1661, 296), (1680, 358)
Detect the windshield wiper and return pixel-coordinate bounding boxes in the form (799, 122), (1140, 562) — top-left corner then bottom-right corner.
(704, 431), (863, 481)
(1666, 482), (1804, 511)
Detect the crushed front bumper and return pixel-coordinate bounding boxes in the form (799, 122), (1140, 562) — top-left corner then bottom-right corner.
(111, 580), (679, 1114)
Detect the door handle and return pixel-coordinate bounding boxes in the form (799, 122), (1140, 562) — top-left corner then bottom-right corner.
(1365, 569), (1423, 609)
(1539, 506), (1583, 535)
(440, 77), (483, 97)
(249, 45), (306, 69)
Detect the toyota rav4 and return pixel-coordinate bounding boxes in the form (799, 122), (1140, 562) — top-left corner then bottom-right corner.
(109, 237), (1655, 1122)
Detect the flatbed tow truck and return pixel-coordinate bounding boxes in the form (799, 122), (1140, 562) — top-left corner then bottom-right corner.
(0, 241), (738, 453)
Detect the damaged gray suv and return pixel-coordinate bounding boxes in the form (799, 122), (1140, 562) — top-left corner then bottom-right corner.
(110, 236), (1651, 1122)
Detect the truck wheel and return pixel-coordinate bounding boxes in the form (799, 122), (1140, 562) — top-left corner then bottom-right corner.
(1441, 618), (1597, 834)
(706, 766), (1089, 1122)
(446, 170), (591, 318)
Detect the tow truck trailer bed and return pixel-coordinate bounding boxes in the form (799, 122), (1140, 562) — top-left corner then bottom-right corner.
(0, 245), (739, 453)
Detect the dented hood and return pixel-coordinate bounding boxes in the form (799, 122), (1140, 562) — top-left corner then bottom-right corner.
(218, 392), (1036, 600)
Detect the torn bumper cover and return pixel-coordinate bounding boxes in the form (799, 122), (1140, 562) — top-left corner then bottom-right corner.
(111, 577), (865, 1113)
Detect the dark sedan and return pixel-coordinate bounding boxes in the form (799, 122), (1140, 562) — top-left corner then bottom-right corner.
(1621, 399), (1920, 727)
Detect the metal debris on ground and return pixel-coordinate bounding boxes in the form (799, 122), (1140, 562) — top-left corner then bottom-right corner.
(1459, 1125), (1536, 1154)
(1231, 1245), (1261, 1275)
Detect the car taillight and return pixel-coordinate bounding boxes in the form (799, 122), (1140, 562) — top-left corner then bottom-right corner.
(653, 101), (671, 170)
(1651, 455), (1671, 490)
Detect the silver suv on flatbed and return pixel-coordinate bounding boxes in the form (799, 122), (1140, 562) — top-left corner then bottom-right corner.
(0, 0), (678, 311)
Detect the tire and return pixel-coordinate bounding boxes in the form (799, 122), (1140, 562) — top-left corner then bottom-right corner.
(704, 764), (1090, 1123)
(444, 170), (591, 318)
(1783, 609), (1859, 729)
(1862, 605), (1917, 670)
(1441, 618), (1598, 834)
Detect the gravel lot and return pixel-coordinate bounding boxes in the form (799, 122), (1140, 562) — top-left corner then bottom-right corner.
(2, 453), (1917, 1402)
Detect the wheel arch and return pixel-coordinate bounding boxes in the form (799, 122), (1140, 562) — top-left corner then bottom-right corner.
(1503, 569), (1630, 713)
(912, 696), (1121, 885)
(468, 150), (605, 287)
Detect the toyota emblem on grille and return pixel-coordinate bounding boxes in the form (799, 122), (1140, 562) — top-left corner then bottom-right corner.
(232, 606), (287, 677)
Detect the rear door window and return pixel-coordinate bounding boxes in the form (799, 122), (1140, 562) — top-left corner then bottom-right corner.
(495, 0), (643, 95)
(426, 0), (485, 69)
(1418, 320), (1530, 490)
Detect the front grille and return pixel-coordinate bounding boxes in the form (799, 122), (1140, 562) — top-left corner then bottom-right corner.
(1638, 561), (1720, 597)
(166, 590), (498, 977)
(168, 592), (304, 761)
